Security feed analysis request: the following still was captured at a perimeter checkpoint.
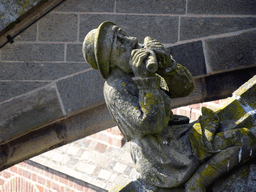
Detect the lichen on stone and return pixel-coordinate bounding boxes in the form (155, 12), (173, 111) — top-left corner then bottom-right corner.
(0, 0), (41, 31)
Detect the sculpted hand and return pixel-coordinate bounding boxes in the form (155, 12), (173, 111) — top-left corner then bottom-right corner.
(144, 36), (172, 69)
(129, 49), (156, 78)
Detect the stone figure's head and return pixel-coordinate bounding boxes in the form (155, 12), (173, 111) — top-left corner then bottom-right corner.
(83, 21), (138, 79)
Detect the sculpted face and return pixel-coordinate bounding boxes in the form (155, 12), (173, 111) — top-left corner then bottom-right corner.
(110, 27), (139, 73)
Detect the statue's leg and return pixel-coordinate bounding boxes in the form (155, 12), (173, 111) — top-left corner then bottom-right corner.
(185, 128), (256, 192)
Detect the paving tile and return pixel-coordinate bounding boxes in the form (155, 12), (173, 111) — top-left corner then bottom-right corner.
(94, 143), (107, 153)
(98, 169), (112, 180)
(81, 151), (90, 160)
(109, 173), (118, 183)
(76, 162), (96, 175)
(93, 166), (101, 177)
(113, 163), (127, 174)
(83, 177), (107, 190)
(66, 157), (79, 166)
(66, 145), (80, 156)
(52, 152), (66, 163)
(62, 166), (83, 180)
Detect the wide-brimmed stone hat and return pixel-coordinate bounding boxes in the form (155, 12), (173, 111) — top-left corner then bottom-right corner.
(82, 21), (118, 79)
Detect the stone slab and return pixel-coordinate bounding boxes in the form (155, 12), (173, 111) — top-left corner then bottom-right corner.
(180, 17), (256, 41)
(205, 67), (256, 102)
(66, 44), (84, 62)
(0, 43), (64, 61)
(204, 29), (256, 73)
(79, 14), (179, 44)
(79, 14), (116, 42)
(0, 81), (49, 102)
(38, 13), (78, 42)
(15, 23), (37, 42)
(187, 0), (256, 15)
(54, 0), (115, 12)
(0, 84), (64, 144)
(56, 70), (105, 115)
(115, 0), (186, 14)
(167, 41), (206, 77)
(0, 62), (89, 80)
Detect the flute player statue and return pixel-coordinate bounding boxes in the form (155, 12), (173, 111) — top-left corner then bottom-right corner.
(82, 21), (256, 191)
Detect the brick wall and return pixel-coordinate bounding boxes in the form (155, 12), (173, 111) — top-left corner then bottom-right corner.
(0, 160), (106, 192)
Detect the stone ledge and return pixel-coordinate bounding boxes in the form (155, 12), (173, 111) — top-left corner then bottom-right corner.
(0, 84), (64, 144)
(171, 67), (256, 108)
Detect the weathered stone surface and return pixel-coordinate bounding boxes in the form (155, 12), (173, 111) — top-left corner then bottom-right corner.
(212, 159), (256, 191)
(0, 81), (49, 102)
(0, 62), (89, 80)
(180, 17), (256, 41)
(79, 14), (179, 44)
(0, 43), (64, 61)
(187, 0), (256, 15)
(15, 23), (37, 41)
(205, 29), (256, 73)
(0, 0), (41, 31)
(55, 0), (115, 12)
(0, 84), (63, 144)
(39, 13), (78, 42)
(168, 41), (206, 76)
(56, 70), (105, 115)
(233, 75), (256, 110)
(115, 0), (186, 14)
(66, 44), (84, 62)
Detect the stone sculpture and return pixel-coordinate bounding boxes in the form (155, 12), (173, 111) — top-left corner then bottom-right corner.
(82, 21), (256, 191)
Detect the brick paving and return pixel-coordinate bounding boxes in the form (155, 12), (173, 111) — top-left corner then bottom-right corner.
(31, 131), (137, 191)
